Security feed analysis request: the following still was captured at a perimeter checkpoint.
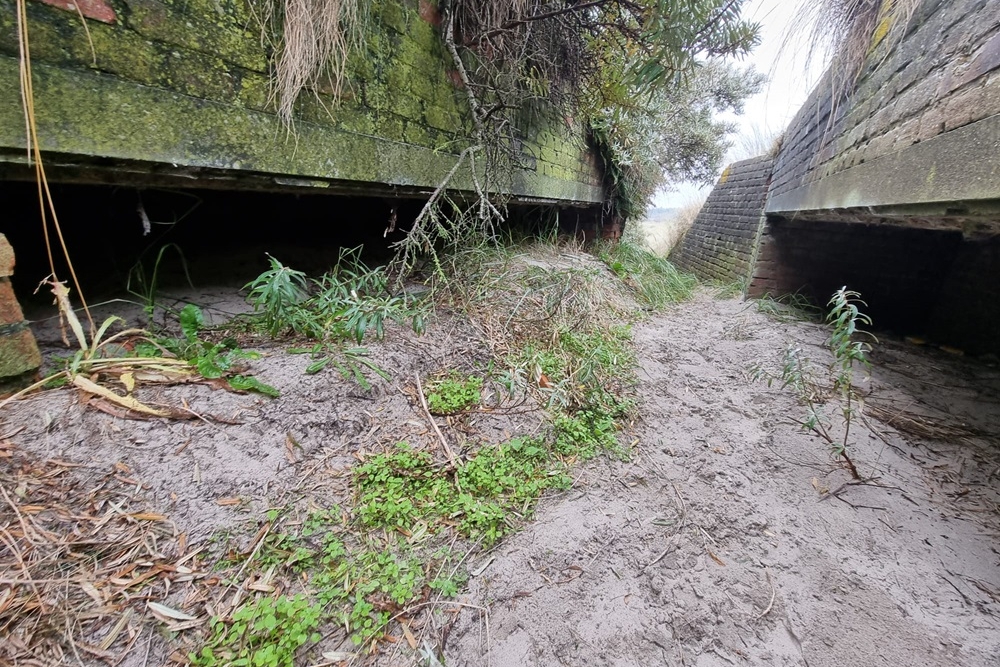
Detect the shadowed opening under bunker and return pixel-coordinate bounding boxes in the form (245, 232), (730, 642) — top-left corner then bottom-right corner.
(751, 216), (1000, 355)
(2, 181), (599, 316)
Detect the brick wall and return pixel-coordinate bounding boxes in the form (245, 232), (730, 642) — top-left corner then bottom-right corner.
(770, 0), (1000, 210)
(669, 155), (773, 284)
(0, 0), (602, 203)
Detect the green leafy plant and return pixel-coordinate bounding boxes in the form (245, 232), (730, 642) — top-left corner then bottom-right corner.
(288, 343), (390, 390)
(244, 255), (310, 337)
(136, 304), (280, 398)
(243, 249), (427, 387)
(425, 374), (483, 415)
(553, 409), (620, 460)
(353, 440), (570, 545)
(192, 594), (322, 667)
(751, 287), (875, 479)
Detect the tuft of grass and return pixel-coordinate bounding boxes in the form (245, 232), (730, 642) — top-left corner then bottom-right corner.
(598, 238), (698, 309)
(783, 0), (921, 103)
(708, 277), (746, 300)
(127, 243), (194, 323)
(753, 292), (823, 323)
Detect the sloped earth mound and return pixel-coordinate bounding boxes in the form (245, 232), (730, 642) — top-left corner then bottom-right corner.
(2, 279), (998, 667)
(444, 291), (1000, 667)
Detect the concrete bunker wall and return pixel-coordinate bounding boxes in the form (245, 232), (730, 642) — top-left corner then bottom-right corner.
(0, 0), (604, 204)
(751, 218), (1000, 353)
(669, 155), (772, 284)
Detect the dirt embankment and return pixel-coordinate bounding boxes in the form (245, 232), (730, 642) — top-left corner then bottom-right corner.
(445, 291), (1000, 667)
(2, 285), (998, 667)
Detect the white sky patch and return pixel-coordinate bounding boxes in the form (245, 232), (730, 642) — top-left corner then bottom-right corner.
(653, 0), (826, 209)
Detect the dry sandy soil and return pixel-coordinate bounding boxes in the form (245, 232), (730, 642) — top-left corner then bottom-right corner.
(2, 285), (998, 666)
(444, 292), (1000, 667)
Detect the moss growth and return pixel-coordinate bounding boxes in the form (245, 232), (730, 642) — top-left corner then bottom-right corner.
(0, 0), (603, 203)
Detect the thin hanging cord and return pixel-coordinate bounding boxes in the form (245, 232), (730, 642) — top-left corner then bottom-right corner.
(16, 0), (95, 335)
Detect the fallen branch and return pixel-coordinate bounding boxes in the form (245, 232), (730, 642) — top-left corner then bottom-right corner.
(415, 373), (458, 468)
(754, 568), (776, 620)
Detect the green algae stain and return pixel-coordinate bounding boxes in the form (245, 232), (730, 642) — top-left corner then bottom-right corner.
(0, 0), (602, 203)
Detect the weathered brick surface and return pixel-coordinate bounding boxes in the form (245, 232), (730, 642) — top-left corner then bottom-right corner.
(0, 280), (25, 326)
(0, 328), (43, 382)
(770, 0), (1000, 203)
(669, 155), (773, 284)
(0, 234), (14, 278)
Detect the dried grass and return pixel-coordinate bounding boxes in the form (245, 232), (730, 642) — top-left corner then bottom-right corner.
(254, 0), (361, 123)
(785, 0), (921, 101)
(866, 401), (983, 443)
(0, 436), (210, 664)
(438, 242), (637, 361)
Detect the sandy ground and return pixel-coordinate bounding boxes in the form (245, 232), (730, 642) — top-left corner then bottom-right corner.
(3, 286), (998, 666)
(444, 292), (1000, 666)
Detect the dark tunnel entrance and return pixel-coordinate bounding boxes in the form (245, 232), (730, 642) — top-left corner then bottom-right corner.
(1, 181), (599, 323)
(748, 217), (1000, 355)
(2, 182), (425, 309)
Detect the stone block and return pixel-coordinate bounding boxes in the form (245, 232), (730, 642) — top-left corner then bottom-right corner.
(0, 280), (24, 326)
(0, 329), (42, 385)
(0, 236), (41, 391)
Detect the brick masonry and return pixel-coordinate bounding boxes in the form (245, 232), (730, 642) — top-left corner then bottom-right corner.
(670, 155), (773, 284)
(0, 234), (42, 390)
(747, 218), (1000, 354)
(740, 0), (1000, 354)
(769, 0), (1000, 209)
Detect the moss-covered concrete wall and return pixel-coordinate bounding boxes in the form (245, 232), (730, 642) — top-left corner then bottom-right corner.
(0, 0), (603, 203)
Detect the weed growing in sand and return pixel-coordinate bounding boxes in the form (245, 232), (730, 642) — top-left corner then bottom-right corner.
(353, 440), (571, 545)
(192, 594), (322, 667)
(751, 287), (875, 479)
(127, 242), (194, 323)
(553, 409), (622, 460)
(243, 248), (427, 386)
(597, 239), (697, 308)
(204, 510), (464, 650)
(245, 248), (426, 343)
(245, 255), (310, 337)
(425, 373), (483, 415)
(136, 304), (280, 398)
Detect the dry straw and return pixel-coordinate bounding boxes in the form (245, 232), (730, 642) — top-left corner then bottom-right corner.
(784, 0), (921, 100)
(0, 439), (207, 663)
